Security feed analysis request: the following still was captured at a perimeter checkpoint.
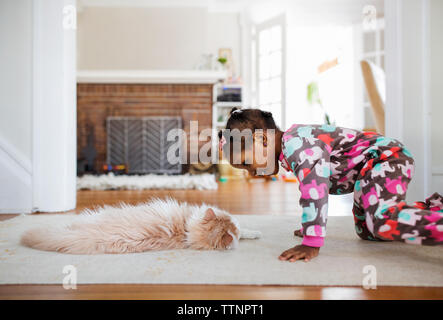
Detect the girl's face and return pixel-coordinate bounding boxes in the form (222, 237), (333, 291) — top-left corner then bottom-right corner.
(228, 135), (279, 176)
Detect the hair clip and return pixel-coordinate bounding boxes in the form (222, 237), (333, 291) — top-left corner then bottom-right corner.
(231, 109), (242, 115)
(219, 135), (227, 151)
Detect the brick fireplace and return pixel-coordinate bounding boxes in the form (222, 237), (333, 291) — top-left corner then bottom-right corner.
(77, 79), (219, 174)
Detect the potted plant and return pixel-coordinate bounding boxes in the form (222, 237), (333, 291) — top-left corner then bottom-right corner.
(307, 81), (333, 125)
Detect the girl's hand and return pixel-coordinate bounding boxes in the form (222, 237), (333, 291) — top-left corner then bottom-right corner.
(278, 245), (320, 262)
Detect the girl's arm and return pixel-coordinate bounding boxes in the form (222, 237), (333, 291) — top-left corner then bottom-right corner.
(283, 136), (331, 248)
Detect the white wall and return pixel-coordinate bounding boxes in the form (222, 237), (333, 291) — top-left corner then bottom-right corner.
(430, 0), (443, 192)
(246, 0), (384, 26)
(77, 6), (241, 73)
(0, 0), (33, 213)
(206, 12), (241, 76)
(0, 0), (33, 160)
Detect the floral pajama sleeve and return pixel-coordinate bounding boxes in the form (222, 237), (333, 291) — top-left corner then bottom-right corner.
(279, 124), (443, 247)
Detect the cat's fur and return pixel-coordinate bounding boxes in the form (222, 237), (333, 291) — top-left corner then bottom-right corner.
(21, 198), (260, 255)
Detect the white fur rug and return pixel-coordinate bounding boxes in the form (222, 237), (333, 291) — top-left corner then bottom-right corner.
(1, 214), (442, 286)
(77, 173), (218, 190)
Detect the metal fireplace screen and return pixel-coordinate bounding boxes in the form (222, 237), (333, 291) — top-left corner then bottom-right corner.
(107, 116), (182, 174)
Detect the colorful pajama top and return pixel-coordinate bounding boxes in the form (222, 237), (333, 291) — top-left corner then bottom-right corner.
(279, 124), (413, 248)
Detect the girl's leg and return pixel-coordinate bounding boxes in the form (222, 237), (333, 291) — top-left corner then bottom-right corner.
(413, 192), (443, 211)
(360, 154), (443, 245)
(371, 200), (443, 245)
(353, 164), (382, 241)
(352, 200), (380, 241)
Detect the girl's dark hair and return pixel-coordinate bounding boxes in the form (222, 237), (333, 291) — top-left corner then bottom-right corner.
(217, 107), (278, 140)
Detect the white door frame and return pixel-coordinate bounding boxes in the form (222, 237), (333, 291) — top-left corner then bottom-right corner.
(384, 0), (403, 141)
(32, 0), (77, 212)
(384, 0), (432, 201)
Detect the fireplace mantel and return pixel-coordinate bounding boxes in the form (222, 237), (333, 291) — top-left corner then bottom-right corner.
(77, 69), (227, 84)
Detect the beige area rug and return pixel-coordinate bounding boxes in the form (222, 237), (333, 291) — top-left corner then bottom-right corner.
(0, 214), (442, 286)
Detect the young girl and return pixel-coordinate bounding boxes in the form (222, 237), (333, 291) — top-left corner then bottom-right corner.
(218, 108), (443, 262)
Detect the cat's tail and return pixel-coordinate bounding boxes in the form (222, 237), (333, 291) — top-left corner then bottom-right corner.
(20, 223), (107, 254)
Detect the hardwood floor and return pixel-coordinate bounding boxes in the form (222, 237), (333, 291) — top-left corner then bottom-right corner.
(0, 180), (442, 300)
(2, 284), (442, 300)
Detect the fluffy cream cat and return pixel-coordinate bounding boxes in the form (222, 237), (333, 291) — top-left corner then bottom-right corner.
(21, 198), (261, 254)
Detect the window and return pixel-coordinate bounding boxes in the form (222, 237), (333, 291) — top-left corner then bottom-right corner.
(254, 16), (285, 128)
(362, 18), (385, 111)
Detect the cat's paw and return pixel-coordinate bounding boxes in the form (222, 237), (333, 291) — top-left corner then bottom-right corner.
(240, 228), (262, 239)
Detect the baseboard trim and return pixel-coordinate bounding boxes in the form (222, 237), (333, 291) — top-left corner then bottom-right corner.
(0, 210), (28, 214)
